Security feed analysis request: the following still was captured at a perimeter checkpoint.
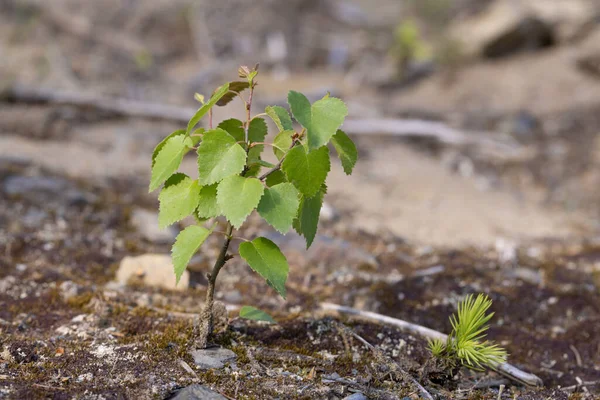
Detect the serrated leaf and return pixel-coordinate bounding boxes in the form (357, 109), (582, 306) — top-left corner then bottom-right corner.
(197, 128), (247, 185)
(266, 105), (293, 131)
(216, 175), (264, 228)
(151, 129), (185, 167)
(164, 172), (188, 188)
(218, 118), (245, 143)
(150, 135), (191, 192)
(265, 170), (287, 187)
(287, 91), (348, 150)
(273, 130), (294, 160)
(238, 237), (289, 298)
(196, 183), (219, 218)
(239, 306), (276, 324)
(171, 225), (212, 284)
(294, 184), (326, 248)
(158, 176), (201, 228)
(187, 83), (229, 134)
(257, 183), (300, 233)
(216, 81), (249, 106)
(282, 145), (330, 197)
(331, 129), (357, 175)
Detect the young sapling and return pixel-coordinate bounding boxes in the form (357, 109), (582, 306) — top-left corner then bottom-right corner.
(149, 65), (357, 348)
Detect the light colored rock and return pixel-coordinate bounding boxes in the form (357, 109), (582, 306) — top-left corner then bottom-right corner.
(116, 254), (189, 290)
(190, 347), (236, 370)
(59, 281), (80, 300)
(130, 208), (176, 243)
(170, 384), (228, 400)
(450, 0), (594, 58)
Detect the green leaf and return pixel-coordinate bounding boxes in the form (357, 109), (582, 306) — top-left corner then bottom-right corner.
(293, 184), (326, 248)
(248, 117), (268, 163)
(287, 91), (348, 150)
(273, 130), (294, 160)
(149, 135), (192, 192)
(266, 105), (293, 131)
(238, 237), (289, 298)
(217, 118), (245, 143)
(187, 83), (229, 134)
(331, 129), (357, 175)
(239, 306), (276, 324)
(265, 170), (287, 187)
(257, 183), (300, 234)
(197, 128), (247, 185)
(216, 81), (250, 106)
(196, 183), (219, 218)
(171, 225), (212, 284)
(158, 175), (201, 228)
(216, 175), (265, 228)
(282, 145), (330, 197)
(151, 129), (185, 167)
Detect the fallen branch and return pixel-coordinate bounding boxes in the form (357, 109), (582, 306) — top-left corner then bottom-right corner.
(319, 302), (543, 388)
(334, 321), (434, 400)
(1, 85), (517, 152)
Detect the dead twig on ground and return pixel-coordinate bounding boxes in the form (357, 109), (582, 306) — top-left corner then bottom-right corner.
(319, 302), (544, 388)
(2, 85), (518, 154)
(334, 321), (434, 400)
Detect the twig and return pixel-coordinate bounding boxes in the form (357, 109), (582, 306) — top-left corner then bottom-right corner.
(570, 344), (583, 368)
(333, 321), (434, 400)
(1, 86), (517, 153)
(319, 302), (544, 387)
(2, 85), (194, 122)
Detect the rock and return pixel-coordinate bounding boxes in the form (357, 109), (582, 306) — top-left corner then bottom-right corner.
(190, 347), (237, 370)
(343, 394), (368, 400)
(115, 254), (189, 290)
(450, 0), (595, 59)
(130, 208), (177, 244)
(59, 281), (80, 301)
(169, 384), (228, 400)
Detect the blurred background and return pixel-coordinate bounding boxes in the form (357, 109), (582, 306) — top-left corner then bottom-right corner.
(2, 0), (600, 398)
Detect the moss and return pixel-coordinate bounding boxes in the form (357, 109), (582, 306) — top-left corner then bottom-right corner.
(66, 292), (94, 310)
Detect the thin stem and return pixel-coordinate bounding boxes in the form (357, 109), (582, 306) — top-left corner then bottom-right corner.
(244, 83), (255, 143)
(258, 140), (296, 181)
(196, 223), (234, 348)
(208, 108), (213, 129)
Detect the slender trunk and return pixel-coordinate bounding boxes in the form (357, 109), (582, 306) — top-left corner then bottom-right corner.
(195, 224), (233, 348)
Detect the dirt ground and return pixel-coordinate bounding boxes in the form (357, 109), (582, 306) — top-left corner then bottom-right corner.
(1, 0), (600, 399)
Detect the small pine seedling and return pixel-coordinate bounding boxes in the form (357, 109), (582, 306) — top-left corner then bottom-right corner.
(428, 294), (507, 371)
(149, 65), (357, 348)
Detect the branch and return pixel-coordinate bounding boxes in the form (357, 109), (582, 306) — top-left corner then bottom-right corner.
(319, 302), (543, 387)
(1, 85), (518, 153)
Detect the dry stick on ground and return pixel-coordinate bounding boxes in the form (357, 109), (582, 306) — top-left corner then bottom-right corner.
(1, 85), (517, 153)
(334, 321), (434, 400)
(320, 302), (544, 388)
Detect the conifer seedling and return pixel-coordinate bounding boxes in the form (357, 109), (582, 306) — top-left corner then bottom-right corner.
(428, 294), (507, 371)
(149, 65), (357, 348)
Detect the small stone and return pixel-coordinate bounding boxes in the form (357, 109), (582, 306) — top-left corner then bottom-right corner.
(59, 281), (80, 301)
(343, 393), (368, 400)
(130, 208), (177, 243)
(170, 384), (228, 400)
(190, 347), (236, 370)
(115, 254), (189, 290)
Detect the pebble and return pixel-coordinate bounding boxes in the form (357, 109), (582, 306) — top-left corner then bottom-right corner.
(343, 393), (367, 400)
(115, 254), (189, 291)
(59, 281), (80, 300)
(169, 384), (228, 400)
(190, 347), (237, 370)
